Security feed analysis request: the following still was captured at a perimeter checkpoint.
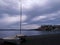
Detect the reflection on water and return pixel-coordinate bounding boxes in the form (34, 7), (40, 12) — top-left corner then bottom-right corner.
(0, 31), (20, 38)
(0, 30), (60, 38)
(0, 31), (40, 38)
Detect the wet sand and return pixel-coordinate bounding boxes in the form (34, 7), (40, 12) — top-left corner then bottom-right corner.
(0, 33), (60, 45)
(21, 33), (60, 45)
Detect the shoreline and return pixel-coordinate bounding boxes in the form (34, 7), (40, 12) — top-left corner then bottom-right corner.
(0, 33), (60, 45)
(22, 33), (60, 45)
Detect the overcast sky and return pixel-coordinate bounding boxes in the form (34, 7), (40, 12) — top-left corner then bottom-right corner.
(0, 0), (60, 29)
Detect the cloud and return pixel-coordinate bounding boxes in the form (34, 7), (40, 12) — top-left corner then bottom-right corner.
(21, 15), (27, 22)
(22, 23), (28, 25)
(0, 14), (20, 25)
(0, 0), (60, 29)
(0, 0), (20, 15)
(32, 10), (60, 22)
(22, 0), (49, 9)
(22, 24), (40, 29)
(0, 0), (21, 29)
(22, 0), (60, 17)
(32, 16), (47, 21)
(21, 0), (60, 29)
(0, 14), (27, 25)
(0, 0), (20, 10)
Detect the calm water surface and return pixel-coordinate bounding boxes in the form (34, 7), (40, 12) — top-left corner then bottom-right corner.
(0, 29), (60, 38)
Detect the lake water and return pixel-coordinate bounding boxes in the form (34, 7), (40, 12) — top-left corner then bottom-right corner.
(0, 29), (60, 38)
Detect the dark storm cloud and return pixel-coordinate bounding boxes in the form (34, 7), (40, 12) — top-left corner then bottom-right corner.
(23, 0), (60, 16)
(0, 0), (20, 29)
(21, 0), (60, 29)
(0, 0), (20, 15)
(22, 0), (60, 22)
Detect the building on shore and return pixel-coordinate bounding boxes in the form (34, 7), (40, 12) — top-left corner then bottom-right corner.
(37, 25), (60, 31)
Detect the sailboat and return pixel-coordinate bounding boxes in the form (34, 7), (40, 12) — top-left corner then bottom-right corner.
(1, 0), (26, 44)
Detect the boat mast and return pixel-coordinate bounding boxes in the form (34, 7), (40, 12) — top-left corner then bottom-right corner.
(20, 0), (22, 34)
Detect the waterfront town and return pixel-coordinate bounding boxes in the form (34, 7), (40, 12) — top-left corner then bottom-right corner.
(37, 25), (60, 31)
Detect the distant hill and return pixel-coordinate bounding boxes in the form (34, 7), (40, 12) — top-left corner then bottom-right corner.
(36, 25), (60, 31)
